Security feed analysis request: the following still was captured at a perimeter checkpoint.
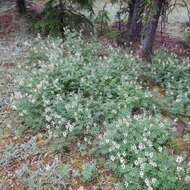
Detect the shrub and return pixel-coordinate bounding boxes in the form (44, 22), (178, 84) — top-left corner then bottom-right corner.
(30, 0), (94, 36)
(14, 32), (188, 189)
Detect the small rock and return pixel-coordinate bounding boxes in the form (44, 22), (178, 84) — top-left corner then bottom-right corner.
(185, 176), (190, 182)
(174, 119), (187, 138)
(78, 186), (84, 190)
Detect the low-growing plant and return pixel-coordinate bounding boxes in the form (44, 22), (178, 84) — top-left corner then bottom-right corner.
(16, 156), (71, 189)
(14, 31), (189, 189)
(81, 161), (97, 182)
(99, 114), (187, 189)
(0, 138), (41, 168)
(136, 50), (190, 118)
(14, 31), (157, 149)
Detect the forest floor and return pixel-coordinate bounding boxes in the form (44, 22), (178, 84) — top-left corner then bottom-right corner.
(0, 1), (190, 190)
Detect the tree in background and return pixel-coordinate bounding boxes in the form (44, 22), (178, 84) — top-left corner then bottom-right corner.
(23, 0), (174, 59)
(141, 0), (165, 57)
(120, 0), (168, 58)
(16, 0), (26, 14)
(31, 0), (95, 36)
(127, 0), (135, 29)
(128, 0), (144, 39)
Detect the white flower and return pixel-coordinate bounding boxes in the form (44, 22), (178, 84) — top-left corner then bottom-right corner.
(145, 178), (150, 186)
(120, 158), (125, 164)
(150, 161), (157, 167)
(46, 115), (51, 122)
(140, 171), (144, 177)
(149, 152), (153, 158)
(158, 147), (163, 152)
(176, 156), (183, 163)
(111, 110), (117, 114)
(143, 137), (148, 142)
(117, 152), (121, 157)
(134, 160), (139, 166)
(63, 132), (67, 137)
(36, 82), (43, 89)
(177, 166), (184, 172)
(139, 143), (145, 150)
(45, 164), (51, 171)
(116, 144), (120, 149)
(124, 182), (128, 188)
(110, 155), (115, 161)
(44, 99), (50, 105)
(145, 152), (149, 157)
(138, 157), (144, 163)
(185, 176), (190, 182)
(131, 145), (137, 151)
(140, 163), (145, 170)
(147, 141), (153, 147)
(46, 125), (50, 129)
(151, 178), (157, 184)
(124, 132), (128, 137)
(31, 98), (36, 103)
(122, 152), (126, 157)
(121, 163), (126, 169)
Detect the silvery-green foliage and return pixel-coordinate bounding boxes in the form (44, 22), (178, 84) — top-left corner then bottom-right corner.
(81, 161), (97, 182)
(14, 31), (156, 149)
(137, 50), (190, 117)
(16, 156), (71, 189)
(14, 32), (189, 189)
(99, 114), (187, 190)
(0, 138), (41, 168)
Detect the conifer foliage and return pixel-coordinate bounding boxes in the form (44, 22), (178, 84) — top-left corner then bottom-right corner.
(16, 0), (26, 14)
(24, 0), (95, 35)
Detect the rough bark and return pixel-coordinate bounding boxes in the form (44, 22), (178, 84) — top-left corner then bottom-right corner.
(141, 0), (163, 57)
(129, 0), (144, 39)
(16, 0), (26, 14)
(127, 0), (135, 29)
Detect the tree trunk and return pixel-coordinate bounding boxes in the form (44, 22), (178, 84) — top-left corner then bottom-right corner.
(127, 0), (135, 29)
(141, 0), (163, 57)
(129, 0), (144, 39)
(16, 0), (26, 14)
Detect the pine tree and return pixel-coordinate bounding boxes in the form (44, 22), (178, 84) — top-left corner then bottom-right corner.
(141, 0), (164, 57)
(16, 0), (26, 14)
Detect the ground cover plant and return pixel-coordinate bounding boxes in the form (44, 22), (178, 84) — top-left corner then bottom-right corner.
(136, 50), (190, 118)
(13, 31), (190, 189)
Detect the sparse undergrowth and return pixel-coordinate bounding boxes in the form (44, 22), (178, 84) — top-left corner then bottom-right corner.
(11, 31), (190, 189)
